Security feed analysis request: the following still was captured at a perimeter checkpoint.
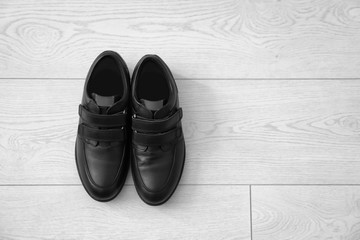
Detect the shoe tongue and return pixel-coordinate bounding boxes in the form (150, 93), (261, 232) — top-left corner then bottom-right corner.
(87, 93), (122, 114)
(93, 93), (116, 107)
(137, 99), (172, 119)
(141, 99), (164, 112)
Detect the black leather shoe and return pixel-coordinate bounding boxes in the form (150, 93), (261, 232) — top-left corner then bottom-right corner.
(75, 51), (130, 202)
(131, 55), (186, 206)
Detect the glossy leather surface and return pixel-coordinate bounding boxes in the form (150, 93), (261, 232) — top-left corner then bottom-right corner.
(75, 51), (130, 202)
(131, 55), (186, 205)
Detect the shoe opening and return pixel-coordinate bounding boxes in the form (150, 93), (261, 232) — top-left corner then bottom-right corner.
(136, 59), (170, 111)
(87, 55), (124, 98)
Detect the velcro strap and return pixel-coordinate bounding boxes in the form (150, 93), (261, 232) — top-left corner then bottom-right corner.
(79, 105), (126, 127)
(132, 127), (182, 146)
(132, 108), (182, 133)
(78, 124), (125, 142)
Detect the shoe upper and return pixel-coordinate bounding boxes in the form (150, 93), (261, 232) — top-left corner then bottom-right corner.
(131, 55), (185, 206)
(75, 51), (130, 202)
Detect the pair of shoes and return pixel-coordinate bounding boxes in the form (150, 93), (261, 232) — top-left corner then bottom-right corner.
(75, 51), (185, 205)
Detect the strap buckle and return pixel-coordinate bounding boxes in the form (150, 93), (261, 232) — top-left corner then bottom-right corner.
(132, 126), (182, 146)
(78, 105), (127, 127)
(78, 124), (125, 142)
(132, 108), (182, 133)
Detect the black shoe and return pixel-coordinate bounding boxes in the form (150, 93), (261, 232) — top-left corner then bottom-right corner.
(75, 51), (130, 202)
(131, 55), (186, 206)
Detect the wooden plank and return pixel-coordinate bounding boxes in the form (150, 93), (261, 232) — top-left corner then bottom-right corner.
(0, 185), (250, 239)
(1, 0), (360, 78)
(0, 79), (360, 185)
(252, 186), (360, 239)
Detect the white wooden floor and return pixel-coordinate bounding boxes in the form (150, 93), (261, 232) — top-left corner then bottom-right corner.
(1, 0), (360, 239)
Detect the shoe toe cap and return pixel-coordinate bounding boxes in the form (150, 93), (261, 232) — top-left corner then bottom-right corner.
(76, 138), (128, 202)
(132, 141), (185, 205)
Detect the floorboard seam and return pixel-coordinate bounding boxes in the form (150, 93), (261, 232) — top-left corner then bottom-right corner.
(1, 77), (360, 80)
(249, 185), (253, 240)
(1, 183), (360, 186)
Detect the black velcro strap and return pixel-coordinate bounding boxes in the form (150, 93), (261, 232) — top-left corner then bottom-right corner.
(78, 124), (125, 142)
(132, 108), (182, 133)
(132, 127), (182, 146)
(79, 105), (126, 127)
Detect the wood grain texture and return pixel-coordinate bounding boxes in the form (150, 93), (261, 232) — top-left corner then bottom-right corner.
(0, 185), (250, 239)
(1, 0), (360, 78)
(252, 186), (360, 240)
(0, 79), (359, 185)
